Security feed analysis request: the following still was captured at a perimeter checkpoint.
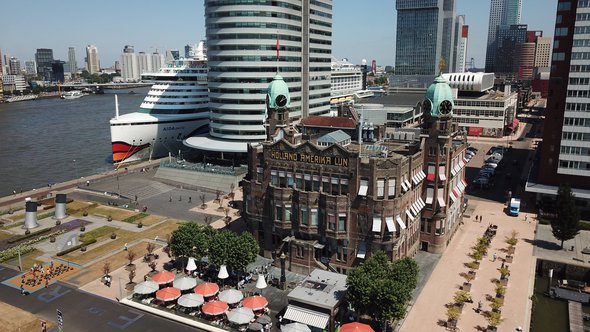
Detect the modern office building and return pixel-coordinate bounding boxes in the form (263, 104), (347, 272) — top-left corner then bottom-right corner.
(121, 45), (139, 82)
(86, 45), (100, 74)
(2, 74), (27, 92)
(67, 47), (77, 73)
(453, 15), (468, 73)
(395, 0), (458, 75)
(170, 50), (180, 60)
(35, 48), (54, 80)
(442, 72), (518, 137)
(24, 60), (37, 76)
(518, 35), (537, 80)
(527, 0), (590, 207)
(534, 36), (552, 68)
(51, 60), (65, 83)
(8, 57), (21, 75)
(495, 24), (528, 79)
(185, 0), (332, 155)
(0, 50), (3, 101)
(485, 0), (522, 73)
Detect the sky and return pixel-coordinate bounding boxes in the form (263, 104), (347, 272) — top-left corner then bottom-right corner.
(1, 0), (556, 70)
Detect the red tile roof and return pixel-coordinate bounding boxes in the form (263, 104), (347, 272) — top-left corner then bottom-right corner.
(301, 116), (357, 128)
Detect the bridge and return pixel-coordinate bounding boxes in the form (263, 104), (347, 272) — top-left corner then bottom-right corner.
(60, 82), (152, 89)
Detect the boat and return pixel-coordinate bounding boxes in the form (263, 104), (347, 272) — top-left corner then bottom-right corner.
(109, 56), (210, 164)
(5, 94), (38, 103)
(61, 90), (84, 99)
(330, 57), (363, 106)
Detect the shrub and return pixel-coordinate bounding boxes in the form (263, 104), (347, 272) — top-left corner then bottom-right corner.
(7, 227), (52, 244)
(486, 311), (504, 327)
(446, 306), (461, 321)
(123, 213), (148, 223)
(56, 238), (97, 256)
(505, 230), (519, 246)
(495, 284), (506, 296)
(454, 290), (472, 304)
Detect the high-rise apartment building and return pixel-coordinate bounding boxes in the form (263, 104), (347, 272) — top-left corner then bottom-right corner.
(527, 0), (590, 206)
(67, 47), (77, 73)
(8, 57), (21, 75)
(187, 0), (332, 153)
(534, 36), (552, 68)
(121, 47), (139, 82)
(86, 45), (100, 74)
(485, 0), (522, 72)
(35, 48), (54, 80)
(395, 0), (458, 75)
(25, 61), (37, 75)
(452, 15), (468, 73)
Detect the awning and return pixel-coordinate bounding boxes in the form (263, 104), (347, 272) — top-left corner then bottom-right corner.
(461, 179), (468, 187)
(414, 201), (423, 213)
(357, 242), (366, 259)
(313, 243), (325, 249)
(457, 181), (466, 193)
(397, 216), (407, 229)
(284, 305), (329, 330)
(406, 209), (413, 220)
(404, 180), (412, 190)
(401, 181), (409, 192)
(372, 217), (382, 232)
(459, 160), (466, 168)
(508, 118), (520, 130)
(426, 188), (434, 204)
(449, 190), (457, 202)
(417, 197), (426, 210)
(410, 204), (418, 216)
(439, 166), (447, 181)
(385, 217), (396, 232)
(463, 157), (470, 164)
(412, 174), (420, 185)
(438, 189), (446, 208)
(452, 164), (460, 176)
(452, 188), (460, 199)
(418, 170), (426, 181)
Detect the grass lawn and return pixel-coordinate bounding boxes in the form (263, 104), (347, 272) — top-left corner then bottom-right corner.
(137, 214), (167, 226)
(79, 225), (119, 243)
(7, 214), (22, 222)
(0, 231), (13, 240)
(1, 221), (24, 230)
(5, 249), (44, 271)
(67, 200), (94, 211)
(59, 219), (180, 266)
(89, 205), (137, 220)
(64, 242), (159, 287)
(0, 302), (56, 332)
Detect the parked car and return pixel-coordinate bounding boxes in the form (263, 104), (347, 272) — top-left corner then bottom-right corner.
(465, 151), (476, 158)
(473, 177), (490, 187)
(478, 172), (492, 179)
(480, 167), (495, 175)
(484, 162), (498, 169)
(467, 146), (478, 153)
(486, 156), (502, 164)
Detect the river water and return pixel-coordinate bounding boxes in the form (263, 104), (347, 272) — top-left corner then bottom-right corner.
(0, 89), (148, 197)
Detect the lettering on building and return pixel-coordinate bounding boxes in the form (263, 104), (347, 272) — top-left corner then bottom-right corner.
(269, 150), (349, 167)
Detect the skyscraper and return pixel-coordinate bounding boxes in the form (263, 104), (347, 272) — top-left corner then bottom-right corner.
(51, 60), (65, 83)
(8, 57), (21, 75)
(120, 45), (139, 82)
(35, 48), (54, 80)
(187, 0), (332, 153)
(86, 45), (100, 74)
(485, 0), (522, 72)
(25, 60), (37, 75)
(395, 0), (457, 75)
(527, 0), (590, 202)
(452, 15), (468, 73)
(534, 36), (551, 68)
(494, 24), (527, 78)
(184, 44), (193, 58)
(67, 47), (77, 73)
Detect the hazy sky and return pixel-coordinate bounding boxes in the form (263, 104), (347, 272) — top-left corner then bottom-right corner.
(1, 0), (556, 69)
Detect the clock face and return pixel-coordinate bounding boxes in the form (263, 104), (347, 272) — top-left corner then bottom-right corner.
(439, 100), (453, 115)
(275, 94), (287, 107)
(423, 99), (432, 113)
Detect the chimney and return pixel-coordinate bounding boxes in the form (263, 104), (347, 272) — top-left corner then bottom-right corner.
(24, 201), (40, 229)
(54, 193), (67, 220)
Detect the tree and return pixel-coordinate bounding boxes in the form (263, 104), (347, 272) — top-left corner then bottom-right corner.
(551, 184), (581, 248)
(128, 269), (136, 285)
(346, 252), (419, 322)
(127, 250), (137, 266)
(103, 262), (111, 277)
(146, 242), (156, 255)
(208, 231), (259, 273)
(169, 223), (216, 259)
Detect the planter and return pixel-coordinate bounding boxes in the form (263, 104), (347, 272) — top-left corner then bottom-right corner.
(486, 326), (498, 332)
(55, 220), (61, 226)
(507, 247), (515, 255)
(462, 282), (472, 292)
(505, 255), (513, 263)
(468, 270), (477, 279)
(25, 229), (30, 235)
(110, 233), (117, 239)
(80, 226), (85, 232)
(81, 246), (87, 252)
(83, 211), (88, 216)
(200, 204), (207, 210)
(500, 277), (508, 286)
(495, 294), (504, 305)
(447, 320), (457, 329)
(50, 236), (56, 243)
(454, 303), (464, 313)
(125, 282), (136, 291)
(125, 264), (136, 271)
(107, 216), (112, 222)
(137, 222), (143, 228)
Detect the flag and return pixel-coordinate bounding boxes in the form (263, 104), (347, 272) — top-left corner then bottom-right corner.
(276, 33), (280, 60)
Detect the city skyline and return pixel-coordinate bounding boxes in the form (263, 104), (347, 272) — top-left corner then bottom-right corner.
(1, 0), (556, 70)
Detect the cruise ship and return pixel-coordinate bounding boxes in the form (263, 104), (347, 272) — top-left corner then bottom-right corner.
(330, 57), (363, 106)
(109, 57), (209, 164)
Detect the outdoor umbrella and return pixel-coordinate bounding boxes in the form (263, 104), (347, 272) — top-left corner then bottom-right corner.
(242, 295), (268, 311)
(202, 300), (229, 316)
(226, 307), (255, 325)
(155, 287), (181, 302)
(282, 322), (311, 332)
(177, 293), (205, 308)
(339, 322), (375, 332)
(248, 322), (263, 331)
(194, 282), (220, 297)
(256, 315), (271, 325)
(133, 281), (159, 295)
(186, 257), (197, 271)
(173, 276), (197, 291)
(152, 271), (175, 285)
(218, 289), (244, 304)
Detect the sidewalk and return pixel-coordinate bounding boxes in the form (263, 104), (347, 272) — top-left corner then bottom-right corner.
(401, 200), (536, 331)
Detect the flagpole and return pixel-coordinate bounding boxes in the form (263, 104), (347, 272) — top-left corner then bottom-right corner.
(276, 31), (280, 73)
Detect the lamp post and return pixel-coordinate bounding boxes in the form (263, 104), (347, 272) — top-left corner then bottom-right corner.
(279, 252), (286, 290)
(73, 159), (79, 186)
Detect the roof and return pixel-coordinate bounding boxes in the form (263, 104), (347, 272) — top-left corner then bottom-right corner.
(426, 75), (454, 117)
(287, 269), (347, 310)
(356, 92), (423, 106)
(317, 130), (351, 144)
(300, 116), (357, 129)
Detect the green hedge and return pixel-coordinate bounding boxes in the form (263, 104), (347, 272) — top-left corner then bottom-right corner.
(79, 226), (117, 243)
(56, 238), (97, 256)
(7, 227), (52, 244)
(580, 221), (590, 231)
(122, 213), (148, 223)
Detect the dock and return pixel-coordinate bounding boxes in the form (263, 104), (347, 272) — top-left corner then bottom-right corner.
(550, 287), (590, 303)
(568, 301), (584, 332)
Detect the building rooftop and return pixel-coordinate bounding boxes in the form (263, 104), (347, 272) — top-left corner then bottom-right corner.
(300, 116), (357, 129)
(356, 92), (423, 106)
(317, 130), (351, 144)
(287, 269), (347, 310)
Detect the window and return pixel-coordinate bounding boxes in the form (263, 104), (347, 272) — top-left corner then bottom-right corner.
(557, 2), (571, 10)
(296, 246), (304, 258)
(271, 170), (279, 186)
(429, 146), (436, 156)
(327, 213), (336, 231)
(287, 173), (294, 187)
(285, 205), (291, 222)
(377, 179), (385, 199)
(275, 205), (283, 221)
(256, 167), (263, 182)
(388, 178), (396, 198)
(301, 208), (308, 225)
(553, 52), (565, 61)
(358, 179), (369, 196)
(311, 209), (318, 226)
(338, 213), (347, 231)
(322, 176), (330, 193)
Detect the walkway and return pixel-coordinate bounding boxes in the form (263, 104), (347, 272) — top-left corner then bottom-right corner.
(401, 199), (537, 331)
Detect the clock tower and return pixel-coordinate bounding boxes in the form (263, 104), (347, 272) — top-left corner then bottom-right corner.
(264, 73), (300, 144)
(420, 75), (467, 253)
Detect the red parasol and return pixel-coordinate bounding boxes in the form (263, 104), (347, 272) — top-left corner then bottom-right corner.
(155, 287), (181, 302)
(242, 295), (268, 311)
(339, 322), (375, 332)
(194, 282), (220, 297)
(151, 271), (175, 285)
(202, 300), (229, 316)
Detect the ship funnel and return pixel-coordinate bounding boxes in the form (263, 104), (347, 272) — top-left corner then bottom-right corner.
(24, 201), (40, 229)
(54, 193), (67, 220)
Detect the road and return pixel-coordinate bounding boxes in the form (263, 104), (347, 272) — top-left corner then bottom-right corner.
(0, 266), (199, 332)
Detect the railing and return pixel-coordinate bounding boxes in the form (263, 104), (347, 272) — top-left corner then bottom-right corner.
(160, 160), (248, 176)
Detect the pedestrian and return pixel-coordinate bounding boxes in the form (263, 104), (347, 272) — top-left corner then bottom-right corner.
(189, 197), (192, 203)
(278, 315), (283, 326)
(124, 243), (128, 251)
(477, 300), (483, 313)
(13, 190), (16, 196)
(480, 216), (483, 223)
(493, 253), (497, 262)
(144, 275), (148, 282)
(135, 195), (138, 202)
(501, 260), (505, 269)
(179, 195), (182, 201)
(86, 180), (90, 187)
(169, 196), (172, 202)
(524, 215), (528, 222)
